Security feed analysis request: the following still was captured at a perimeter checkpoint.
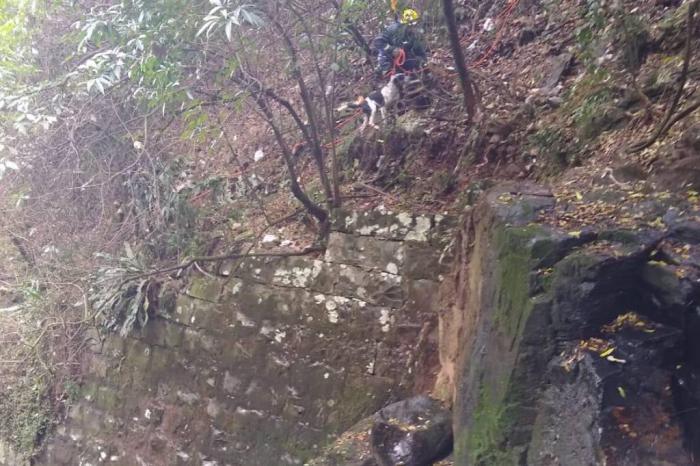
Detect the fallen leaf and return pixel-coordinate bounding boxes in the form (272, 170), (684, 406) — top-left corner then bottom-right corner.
(607, 355), (627, 364)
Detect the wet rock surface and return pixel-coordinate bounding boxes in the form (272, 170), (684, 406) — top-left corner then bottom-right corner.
(437, 182), (700, 465)
(40, 209), (453, 466)
(370, 396), (452, 466)
(36, 181), (700, 466)
(306, 395), (452, 466)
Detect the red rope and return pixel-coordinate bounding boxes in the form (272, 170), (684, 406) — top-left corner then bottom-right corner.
(323, 108), (362, 149)
(386, 47), (429, 77)
(470, 0), (521, 67)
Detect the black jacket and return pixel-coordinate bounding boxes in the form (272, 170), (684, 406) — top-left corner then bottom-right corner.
(373, 22), (427, 73)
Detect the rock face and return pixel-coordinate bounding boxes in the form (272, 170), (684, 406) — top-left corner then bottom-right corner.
(34, 182), (700, 466)
(306, 395), (452, 466)
(39, 209), (453, 466)
(652, 123), (700, 190)
(370, 396), (452, 466)
(437, 182), (700, 465)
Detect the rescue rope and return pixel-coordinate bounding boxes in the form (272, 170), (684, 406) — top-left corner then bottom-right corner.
(469, 0), (521, 68)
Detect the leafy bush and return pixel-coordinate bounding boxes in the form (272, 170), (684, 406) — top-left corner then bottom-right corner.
(90, 245), (160, 337)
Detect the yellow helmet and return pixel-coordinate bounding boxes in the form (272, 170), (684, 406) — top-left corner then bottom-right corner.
(400, 8), (419, 25)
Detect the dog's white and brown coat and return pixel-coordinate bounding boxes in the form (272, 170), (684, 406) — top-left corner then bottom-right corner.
(338, 73), (406, 132)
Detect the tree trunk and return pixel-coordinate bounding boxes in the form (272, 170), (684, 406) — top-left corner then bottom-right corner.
(254, 95), (329, 226)
(271, 18), (336, 210)
(442, 0), (479, 121)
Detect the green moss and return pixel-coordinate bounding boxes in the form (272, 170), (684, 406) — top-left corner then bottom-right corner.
(659, 1), (693, 38)
(561, 68), (624, 141)
(187, 276), (221, 302)
(162, 322), (184, 347)
(460, 379), (516, 466)
(599, 229), (639, 245)
(281, 438), (319, 463)
(493, 226), (541, 338)
(456, 224), (555, 465)
(551, 251), (601, 286)
(640, 262), (682, 306)
(0, 375), (50, 459)
(528, 127), (577, 174)
(454, 226), (536, 465)
(126, 340), (152, 371)
(94, 386), (121, 411)
(327, 376), (390, 433)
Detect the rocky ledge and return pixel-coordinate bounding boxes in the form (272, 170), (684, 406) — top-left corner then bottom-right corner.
(437, 181), (700, 465)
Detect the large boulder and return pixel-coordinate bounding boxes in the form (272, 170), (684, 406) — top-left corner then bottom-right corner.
(307, 395), (452, 466)
(436, 182), (700, 465)
(371, 396), (452, 466)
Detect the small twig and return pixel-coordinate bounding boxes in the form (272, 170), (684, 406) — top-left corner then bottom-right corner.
(665, 98), (700, 129)
(355, 181), (400, 202)
(214, 112), (272, 225)
(193, 260), (217, 279)
(341, 193), (380, 200)
(601, 167), (632, 189)
(91, 207), (314, 319)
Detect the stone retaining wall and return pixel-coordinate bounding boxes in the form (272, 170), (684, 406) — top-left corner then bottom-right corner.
(39, 209), (453, 466)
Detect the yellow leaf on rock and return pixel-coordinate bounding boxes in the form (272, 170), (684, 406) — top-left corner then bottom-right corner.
(648, 260), (667, 267)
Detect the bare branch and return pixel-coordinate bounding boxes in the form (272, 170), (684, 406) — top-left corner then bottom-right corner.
(629, 0), (698, 153)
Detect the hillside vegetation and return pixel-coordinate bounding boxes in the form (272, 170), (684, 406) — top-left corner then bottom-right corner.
(0, 0), (698, 461)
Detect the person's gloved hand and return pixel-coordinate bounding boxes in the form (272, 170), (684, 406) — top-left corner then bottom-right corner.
(391, 47), (402, 58)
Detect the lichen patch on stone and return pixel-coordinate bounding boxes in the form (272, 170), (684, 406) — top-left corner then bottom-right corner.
(397, 212), (413, 227)
(379, 309), (394, 333)
(328, 309), (339, 323)
(405, 216), (431, 242)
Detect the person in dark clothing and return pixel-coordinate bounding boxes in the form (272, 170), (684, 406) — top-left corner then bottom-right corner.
(373, 8), (428, 75)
